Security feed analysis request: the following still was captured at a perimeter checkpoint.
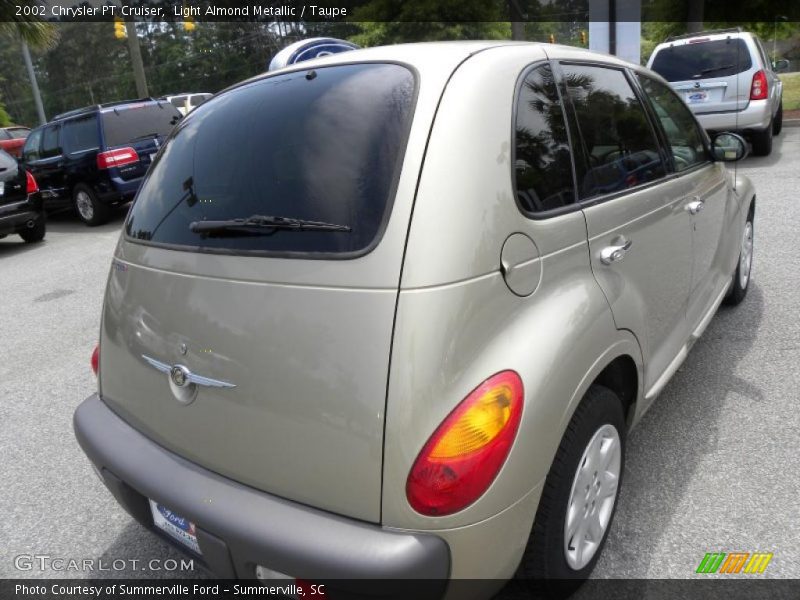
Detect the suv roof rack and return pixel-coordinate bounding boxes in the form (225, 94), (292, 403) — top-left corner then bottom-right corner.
(665, 27), (742, 43)
(53, 97), (159, 121)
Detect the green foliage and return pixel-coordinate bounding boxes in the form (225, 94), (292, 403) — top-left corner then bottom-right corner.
(349, 0), (511, 45)
(0, 101), (11, 127)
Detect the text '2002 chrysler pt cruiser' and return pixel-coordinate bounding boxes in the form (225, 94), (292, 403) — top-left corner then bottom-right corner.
(74, 41), (755, 599)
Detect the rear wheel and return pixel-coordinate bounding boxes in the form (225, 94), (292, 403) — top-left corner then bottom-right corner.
(18, 215), (45, 243)
(517, 385), (626, 598)
(724, 208), (754, 306)
(751, 123), (773, 156)
(74, 184), (110, 226)
(772, 102), (783, 135)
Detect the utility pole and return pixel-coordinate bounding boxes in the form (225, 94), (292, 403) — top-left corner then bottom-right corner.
(125, 21), (149, 97)
(21, 40), (46, 125)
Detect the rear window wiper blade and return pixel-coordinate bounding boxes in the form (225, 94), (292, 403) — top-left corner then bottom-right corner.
(693, 64), (735, 77)
(189, 214), (351, 235)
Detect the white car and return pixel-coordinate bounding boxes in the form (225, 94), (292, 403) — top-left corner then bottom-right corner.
(163, 92), (212, 116)
(647, 28), (787, 156)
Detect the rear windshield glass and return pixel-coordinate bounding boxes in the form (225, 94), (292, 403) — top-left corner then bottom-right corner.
(125, 63), (416, 256)
(101, 104), (182, 147)
(651, 39), (752, 81)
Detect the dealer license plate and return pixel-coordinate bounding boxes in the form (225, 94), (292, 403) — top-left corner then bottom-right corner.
(685, 90), (709, 104)
(149, 499), (202, 555)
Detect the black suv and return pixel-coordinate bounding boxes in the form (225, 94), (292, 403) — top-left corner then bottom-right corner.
(22, 99), (182, 226)
(0, 148), (45, 243)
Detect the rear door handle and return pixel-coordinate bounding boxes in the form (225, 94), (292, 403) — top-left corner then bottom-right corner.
(685, 199), (704, 215)
(600, 238), (633, 265)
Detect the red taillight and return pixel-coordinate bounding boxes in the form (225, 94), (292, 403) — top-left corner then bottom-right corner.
(91, 344), (99, 376)
(25, 170), (38, 194)
(750, 70), (768, 100)
(406, 371), (524, 516)
(96, 147), (139, 169)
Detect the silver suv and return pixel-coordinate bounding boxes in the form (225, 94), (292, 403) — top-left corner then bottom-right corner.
(648, 28), (786, 156)
(74, 42), (755, 598)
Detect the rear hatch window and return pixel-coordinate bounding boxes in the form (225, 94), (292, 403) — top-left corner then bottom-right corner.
(651, 39), (752, 81)
(124, 63), (416, 256)
(101, 103), (182, 148)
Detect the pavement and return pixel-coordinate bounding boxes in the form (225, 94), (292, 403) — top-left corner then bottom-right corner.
(0, 129), (798, 584)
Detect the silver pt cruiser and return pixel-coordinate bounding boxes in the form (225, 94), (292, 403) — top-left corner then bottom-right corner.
(74, 41), (755, 599)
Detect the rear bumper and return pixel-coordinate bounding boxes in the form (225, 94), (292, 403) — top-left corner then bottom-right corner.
(74, 394), (450, 592)
(695, 99), (772, 133)
(0, 208), (41, 234)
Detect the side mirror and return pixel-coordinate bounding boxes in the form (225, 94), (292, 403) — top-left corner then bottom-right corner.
(772, 59), (790, 72)
(711, 132), (748, 162)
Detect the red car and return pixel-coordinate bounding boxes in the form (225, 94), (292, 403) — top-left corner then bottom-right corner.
(0, 126), (31, 158)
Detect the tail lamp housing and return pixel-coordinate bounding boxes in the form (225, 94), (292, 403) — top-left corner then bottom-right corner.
(25, 171), (38, 194)
(750, 70), (768, 100)
(406, 370), (524, 516)
(91, 344), (99, 376)
(97, 147), (139, 170)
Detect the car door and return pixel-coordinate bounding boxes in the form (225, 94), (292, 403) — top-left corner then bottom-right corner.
(29, 123), (67, 201)
(636, 73), (733, 335)
(557, 62), (693, 397)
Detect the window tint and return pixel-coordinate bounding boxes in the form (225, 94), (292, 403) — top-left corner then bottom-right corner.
(101, 104), (182, 147)
(62, 116), (99, 154)
(22, 128), (43, 161)
(651, 39), (752, 82)
(638, 75), (709, 172)
(562, 64), (666, 199)
(40, 125), (61, 159)
(126, 64), (416, 255)
(514, 64), (575, 213)
(0, 130), (10, 140)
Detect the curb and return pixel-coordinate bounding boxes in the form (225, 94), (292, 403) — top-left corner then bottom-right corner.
(785, 119), (800, 128)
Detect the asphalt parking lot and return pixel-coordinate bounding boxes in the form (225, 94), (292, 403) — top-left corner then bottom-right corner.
(1, 128), (798, 583)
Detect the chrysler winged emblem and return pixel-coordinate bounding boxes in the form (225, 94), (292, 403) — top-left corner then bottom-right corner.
(142, 354), (235, 405)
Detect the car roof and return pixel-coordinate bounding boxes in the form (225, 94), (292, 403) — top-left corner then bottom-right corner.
(228, 40), (642, 95)
(52, 98), (173, 122)
(651, 30), (755, 53)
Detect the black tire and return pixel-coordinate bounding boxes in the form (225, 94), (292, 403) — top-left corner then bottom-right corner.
(516, 385), (626, 598)
(724, 207), (754, 306)
(751, 123), (773, 156)
(17, 215), (46, 243)
(772, 102), (783, 136)
(73, 183), (110, 226)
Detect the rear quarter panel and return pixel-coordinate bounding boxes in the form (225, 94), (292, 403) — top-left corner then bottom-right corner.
(382, 45), (643, 533)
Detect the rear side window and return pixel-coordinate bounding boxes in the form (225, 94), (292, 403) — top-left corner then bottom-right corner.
(562, 64), (666, 199)
(513, 64), (576, 213)
(62, 116), (99, 154)
(41, 125), (61, 159)
(638, 75), (709, 172)
(22, 129), (43, 161)
(0, 130), (9, 140)
(651, 39), (752, 82)
(101, 104), (181, 148)
(126, 63), (416, 256)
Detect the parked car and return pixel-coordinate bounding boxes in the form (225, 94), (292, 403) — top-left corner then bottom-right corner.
(647, 28), (787, 156)
(21, 99), (182, 226)
(0, 148), (45, 243)
(0, 125), (31, 159)
(163, 93), (212, 116)
(74, 42), (755, 598)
